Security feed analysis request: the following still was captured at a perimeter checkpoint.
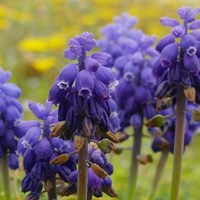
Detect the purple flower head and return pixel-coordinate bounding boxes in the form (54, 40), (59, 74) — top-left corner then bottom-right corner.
(0, 68), (24, 170)
(98, 13), (159, 132)
(154, 6), (200, 104)
(66, 142), (116, 198)
(64, 32), (96, 60)
(151, 104), (199, 153)
(49, 32), (120, 140)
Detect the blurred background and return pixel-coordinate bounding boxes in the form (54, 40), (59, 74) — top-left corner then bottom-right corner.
(0, 0), (200, 199)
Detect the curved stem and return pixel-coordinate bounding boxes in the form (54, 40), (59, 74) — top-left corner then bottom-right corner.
(1, 154), (11, 200)
(148, 150), (169, 200)
(170, 85), (186, 200)
(47, 175), (57, 200)
(77, 138), (88, 200)
(127, 126), (143, 200)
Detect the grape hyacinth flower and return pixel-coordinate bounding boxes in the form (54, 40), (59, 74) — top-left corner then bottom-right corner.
(17, 101), (77, 200)
(61, 141), (117, 199)
(0, 68), (24, 200)
(48, 32), (120, 200)
(98, 13), (159, 200)
(147, 103), (199, 200)
(151, 6), (200, 200)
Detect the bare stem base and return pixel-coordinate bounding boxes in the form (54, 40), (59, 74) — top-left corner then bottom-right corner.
(148, 150), (169, 200)
(127, 126), (143, 200)
(77, 138), (88, 200)
(170, 85), (186, 200)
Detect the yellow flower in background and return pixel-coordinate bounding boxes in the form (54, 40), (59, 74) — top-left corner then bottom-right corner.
(32, 56), (57, 73)
(18, 37), (47, 52)
(18, 33), (66, 52)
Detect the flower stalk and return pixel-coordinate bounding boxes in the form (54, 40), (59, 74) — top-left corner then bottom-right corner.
(170, 84), (186, 200)
(148, 150), (169, 200)
(47, 175), (57, 200)
(127, 126), (143, 200)
(77, 138), (88, 200)
(1, 154), (11, 200)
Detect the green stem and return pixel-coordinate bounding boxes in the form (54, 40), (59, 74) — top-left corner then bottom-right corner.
(1, 154), (11, 200)
(127, 126), (143, 200)
(87, 190), (93, 200)
(170, 85), (186, 200)
(148, 150), (169, 200)
(47, 175), (57, 200)
(77, 138), (88, 200)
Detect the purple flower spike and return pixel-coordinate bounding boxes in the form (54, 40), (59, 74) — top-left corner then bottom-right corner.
(8, 153), (19, 170)
(75, 70), (94, 98)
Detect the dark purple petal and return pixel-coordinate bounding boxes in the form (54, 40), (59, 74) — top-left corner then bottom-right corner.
(160, 43), (178, 68)
(23, 149), (36, 172)
(75, 70), (94, 98)
(160, 17), (180, 27)
(181, 34), (198, 55)
(156, 34), (175, 53)
(8, 153), (19, 169)
(35, 138), (52, 160)
(93, 80), (109, 100)
(84, 57), (99, 72)
(184, 54), (200, 74)
(95, 66), (118, 90)
(6, 105), (21, 123)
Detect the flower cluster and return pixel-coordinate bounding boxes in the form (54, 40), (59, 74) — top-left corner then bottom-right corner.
(49, 32), (120, 139)
(153, 6), (200, 103)
(98, 13), (159, 131)
(0, 68), (23, 169)
(151, 104), (199, 153)
(62, 142), (117, 198)
(17, 101), (76, 199)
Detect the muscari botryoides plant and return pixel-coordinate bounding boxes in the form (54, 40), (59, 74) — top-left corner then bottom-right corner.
(48, 32), (120, 200)
(98, 13), (159, 200)
(0, 68), (25, 200)
(145, 6), (200, 200)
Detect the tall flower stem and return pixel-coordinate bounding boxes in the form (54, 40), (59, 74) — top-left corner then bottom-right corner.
(148, 150), (169, 200)
(127, 126), (143, 200)
(1, 154), (11, 200)
(170, 85), (186, 200)
(77, 138), (88, 200)
(47, 175), (57, 200)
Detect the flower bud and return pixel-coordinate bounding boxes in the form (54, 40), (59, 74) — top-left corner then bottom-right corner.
(91, 163), (108, 179)
(102, 186), (118, 198)
(98, 139), (114, 153)
(136, 154), (153, 165)
(50, 121), (67, 137)
(192, 109), (200, 121)
(50, 154), (69, 165)
(184, 86), (196, 103)
(74, 135), (85, 151)
(112, 147), (124, 155)
(145, 114), (165, 127)
(114, 132), (129, 142)
(97, 127), (119, 143)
